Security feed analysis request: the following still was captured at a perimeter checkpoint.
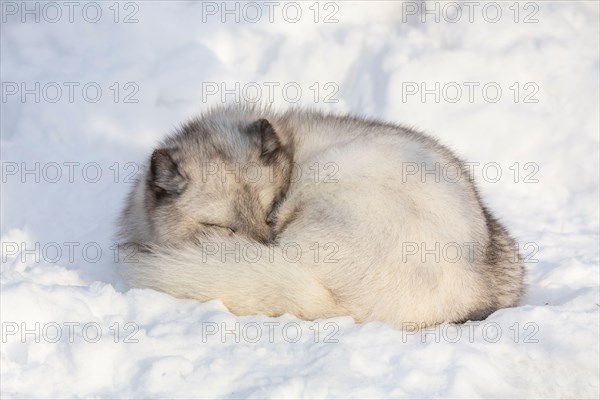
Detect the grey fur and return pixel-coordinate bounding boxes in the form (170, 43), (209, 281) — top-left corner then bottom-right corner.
(117, 104), (525, 328)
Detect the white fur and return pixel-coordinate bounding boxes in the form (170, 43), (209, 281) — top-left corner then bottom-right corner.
(119, 106), (524, 329)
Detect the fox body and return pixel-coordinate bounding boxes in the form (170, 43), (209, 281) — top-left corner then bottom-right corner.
(118, 105), (524, 328)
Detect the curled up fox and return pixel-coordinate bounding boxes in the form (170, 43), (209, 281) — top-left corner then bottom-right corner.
(117, 104), (524, 329)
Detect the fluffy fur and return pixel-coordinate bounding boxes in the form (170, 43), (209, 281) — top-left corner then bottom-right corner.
(117, 104), (525, 329)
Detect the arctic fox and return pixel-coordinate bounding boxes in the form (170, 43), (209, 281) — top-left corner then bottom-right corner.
(118, 104), (524, 328)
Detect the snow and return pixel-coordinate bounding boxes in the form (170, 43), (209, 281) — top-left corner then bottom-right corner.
(1, 1), (599, 398)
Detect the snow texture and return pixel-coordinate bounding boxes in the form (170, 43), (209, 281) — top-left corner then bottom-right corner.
(1, 1), (599, 398)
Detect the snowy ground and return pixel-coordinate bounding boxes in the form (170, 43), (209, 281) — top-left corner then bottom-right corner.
(1, 1), (599, 398)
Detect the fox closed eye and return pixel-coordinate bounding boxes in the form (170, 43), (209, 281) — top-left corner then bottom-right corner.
(202, 223), (236, 234)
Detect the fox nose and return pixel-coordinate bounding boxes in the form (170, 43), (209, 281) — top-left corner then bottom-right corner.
(246, 222), (273, 244)
(232, 211), (274, 244)
(234, 193), (275, 244)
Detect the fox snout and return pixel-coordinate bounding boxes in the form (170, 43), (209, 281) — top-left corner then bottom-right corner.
(235, 220), (273, 244)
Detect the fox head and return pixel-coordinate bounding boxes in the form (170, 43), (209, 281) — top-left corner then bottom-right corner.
(122, 113), (293, 246)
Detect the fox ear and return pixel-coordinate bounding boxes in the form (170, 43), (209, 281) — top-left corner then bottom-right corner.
(148, 148), (187, 197)
(251, 119), (283, 164)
